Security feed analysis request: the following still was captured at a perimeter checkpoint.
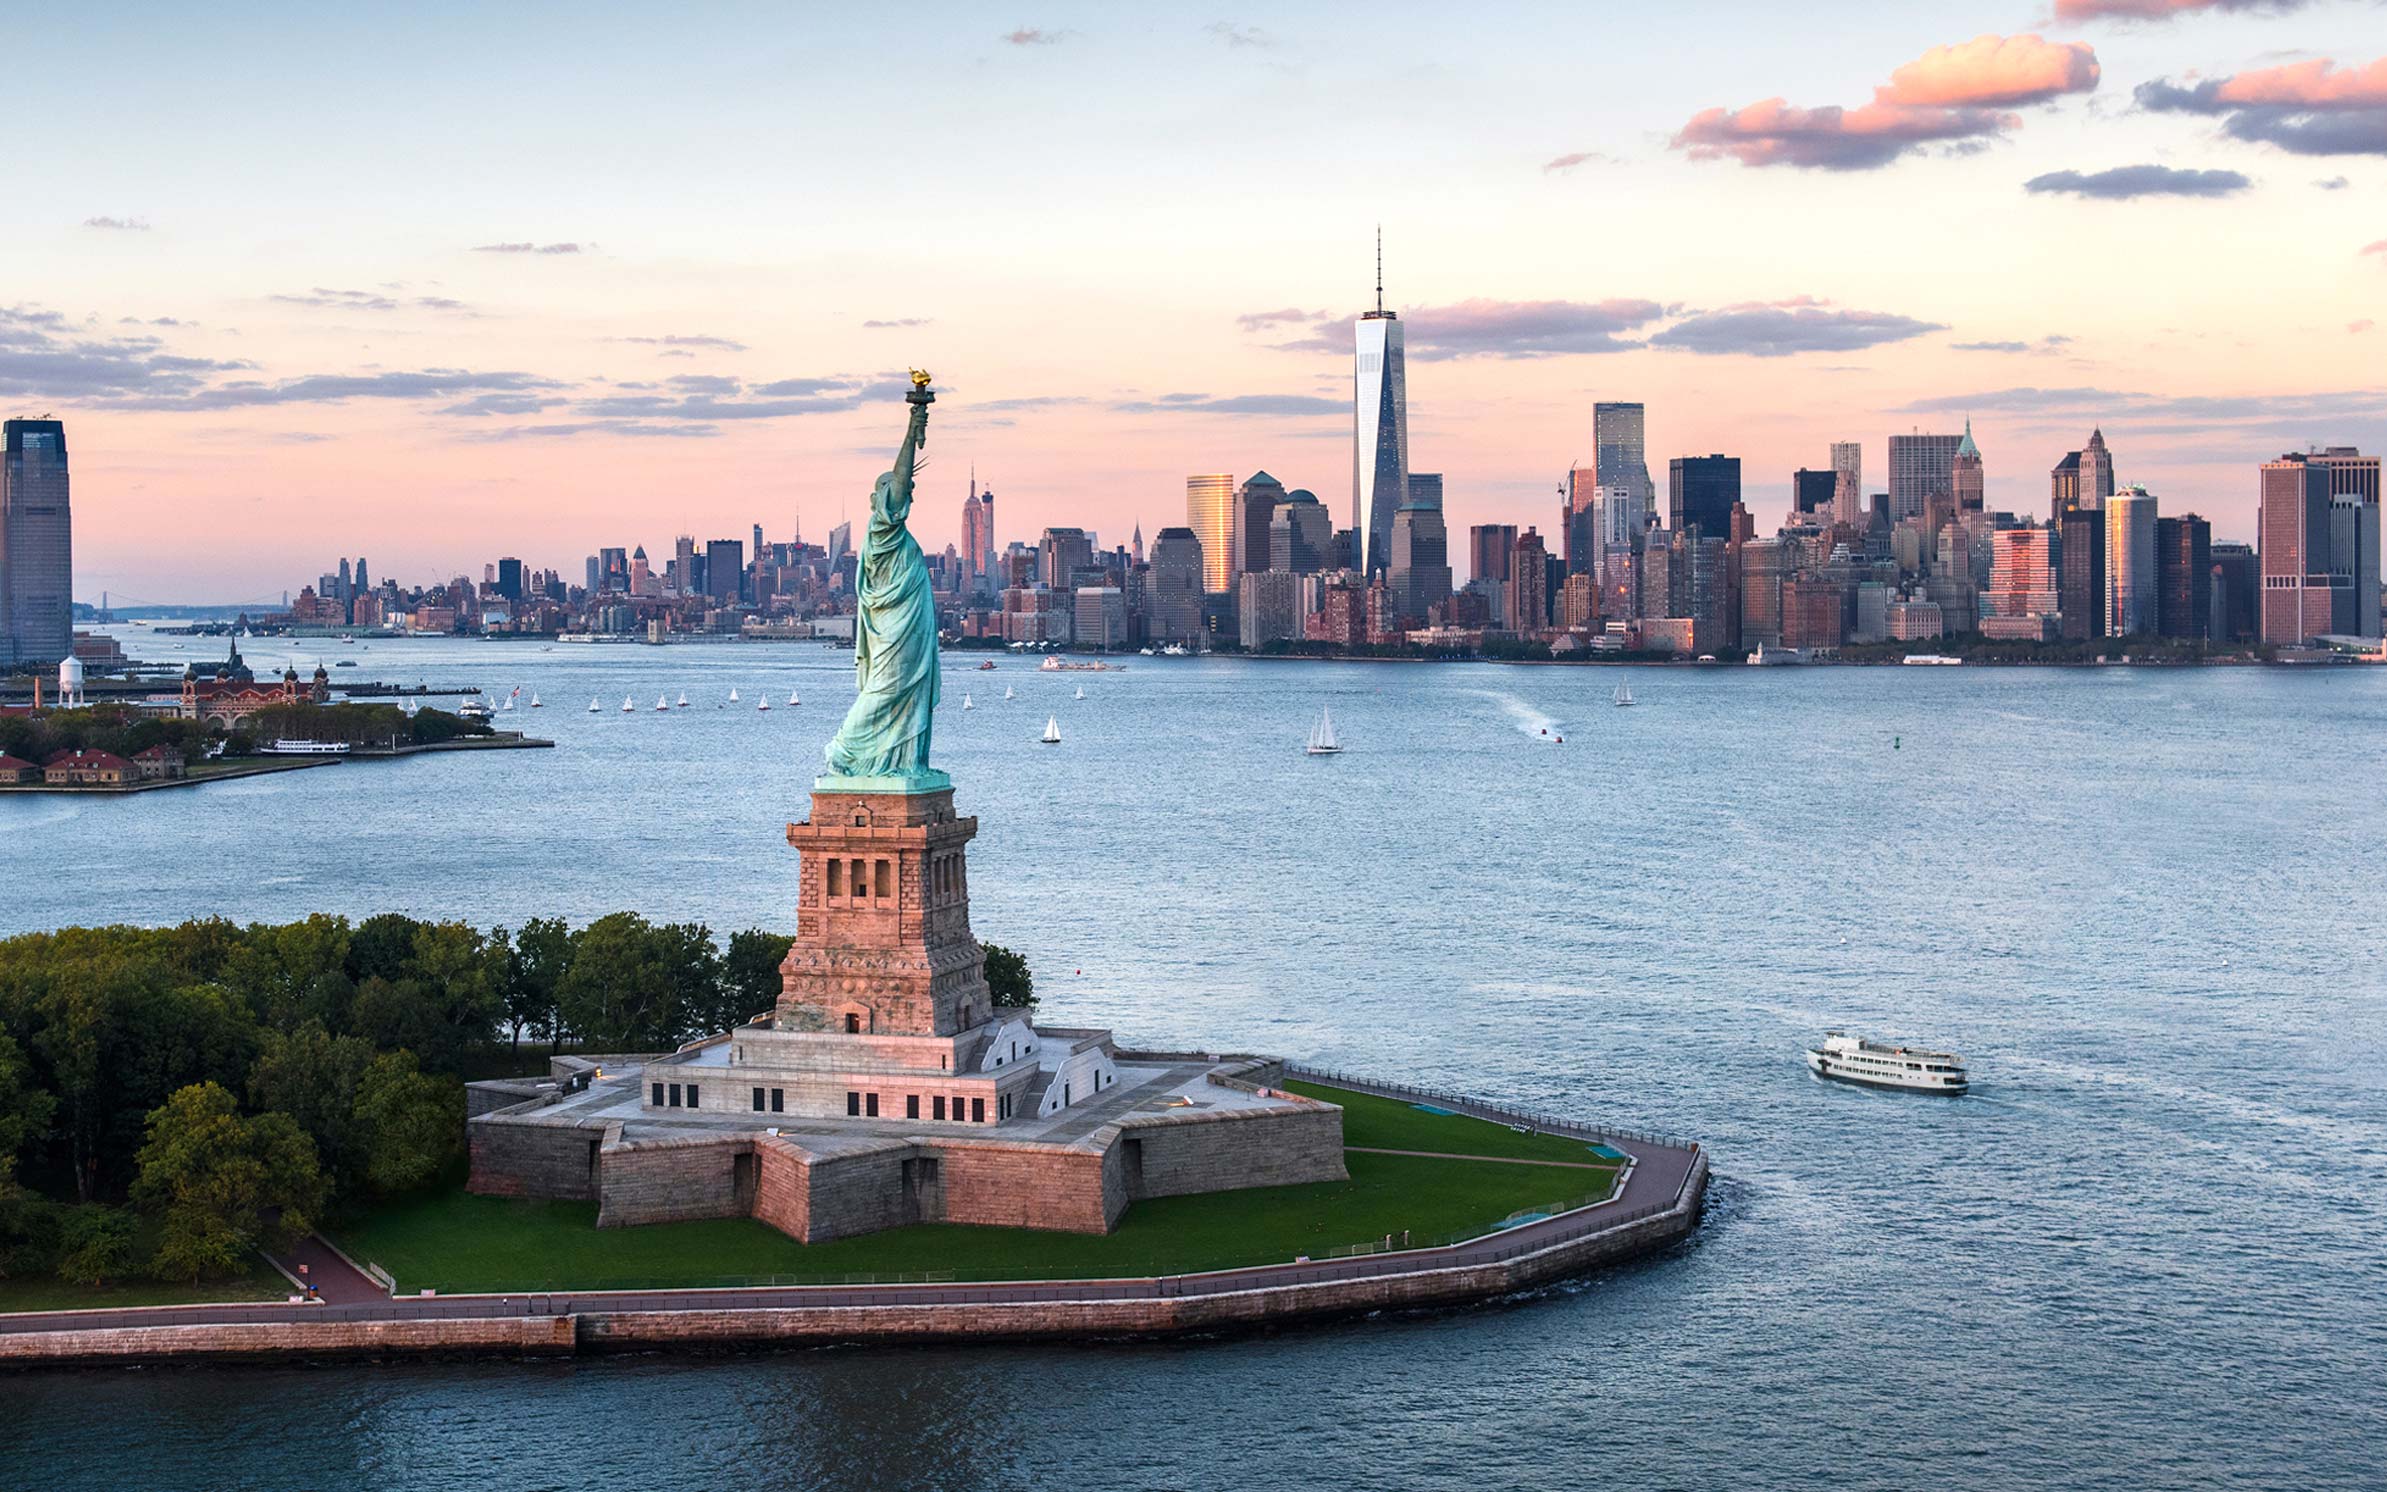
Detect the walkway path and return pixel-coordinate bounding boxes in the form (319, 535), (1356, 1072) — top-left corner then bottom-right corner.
(1347, 1146), (1621, 1171)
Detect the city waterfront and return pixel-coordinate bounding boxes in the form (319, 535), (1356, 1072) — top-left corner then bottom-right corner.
(2, 637), (2381, 1489)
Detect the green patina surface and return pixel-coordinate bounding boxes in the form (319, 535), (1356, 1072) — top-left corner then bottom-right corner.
(821, 385), (943, 793)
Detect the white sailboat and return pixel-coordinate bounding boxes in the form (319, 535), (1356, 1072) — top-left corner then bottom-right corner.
(963, 693), (974, 710)
(502, 688), (517, 712)
(1073, 685), (1085, 700)
(1040, 714), (1061, 745)
(529, 693), (542, 708)
(589, 697), (601, 713)
(1614, 677), (1635, 708)
(655, 694), (670, 711)
(1305, 707), (1342, 756)
(621, 695), (635, 712)
(787, 688), (801, 706)
(676, 691), (689, 708)
(728, 687), (740, 703)
(758, 696), (770, 711)
(1004, 685), (1015, 700)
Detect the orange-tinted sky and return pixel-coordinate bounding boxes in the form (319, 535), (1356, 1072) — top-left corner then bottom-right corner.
(5, 2), (2382, 601)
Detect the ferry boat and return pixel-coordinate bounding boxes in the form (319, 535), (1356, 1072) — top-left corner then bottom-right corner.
(1805, 1033), (1969, 1095)
(456, 698), (495, 722)
(259, 738), (352, 756)
(1902, 653), (1963, 666)
(1748, 643), (1809, 666)
(1040, 657), (1116, 672)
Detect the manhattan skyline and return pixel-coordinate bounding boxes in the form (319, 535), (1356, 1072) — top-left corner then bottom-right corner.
(4, 2), (2384, 599)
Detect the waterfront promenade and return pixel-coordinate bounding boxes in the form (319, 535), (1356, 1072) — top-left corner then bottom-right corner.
(0, 1070), (1704, 1362)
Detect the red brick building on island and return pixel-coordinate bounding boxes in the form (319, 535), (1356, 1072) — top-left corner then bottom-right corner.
(168, 640), (330, 726)
(0, 754), (40, 784)
(43, 749), (133, 785)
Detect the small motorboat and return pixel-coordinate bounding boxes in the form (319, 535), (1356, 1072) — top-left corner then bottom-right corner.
(977, 661), (997, 671)
(1040, 715), (1061, 745)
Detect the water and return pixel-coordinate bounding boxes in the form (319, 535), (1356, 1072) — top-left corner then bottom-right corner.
(6, 636), (2385, 1491)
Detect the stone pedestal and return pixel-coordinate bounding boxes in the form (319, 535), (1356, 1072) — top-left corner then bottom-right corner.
(778, 786), (991, 1037)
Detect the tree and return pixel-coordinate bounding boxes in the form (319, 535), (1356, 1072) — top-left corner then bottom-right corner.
(132, 1083), (326, 1282)
(54, 1205), (139, 1286)
(509, 917), (572, 1053)
(721, 929), (791, 1033)
(652, 921), (723, 1044)
(555, 912), (675, 1049)
(351, 1052), (461, 1196)
(247, 1020), (373, 1191)
(0, 1032), (55, 1192)
(982, 943), (1034, 1010)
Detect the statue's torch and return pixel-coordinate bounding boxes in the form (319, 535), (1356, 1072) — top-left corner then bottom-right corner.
(906, 369), (935, 446)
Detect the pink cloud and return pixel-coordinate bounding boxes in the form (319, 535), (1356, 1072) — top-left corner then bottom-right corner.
(2352, 320), (2377, 334)
(2055, 0), (2308, 20)
(2365, 240), (2387, 257)
(1675, 34), (2098, 170)
(2212, 57), (2387, 108)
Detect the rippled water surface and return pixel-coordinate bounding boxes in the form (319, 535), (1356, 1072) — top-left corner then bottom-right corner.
(4, 635), (2383, 1491)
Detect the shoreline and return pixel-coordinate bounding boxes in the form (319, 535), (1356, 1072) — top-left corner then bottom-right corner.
(0, 734), (553, 794)
(0, 1070), (1705, 1365)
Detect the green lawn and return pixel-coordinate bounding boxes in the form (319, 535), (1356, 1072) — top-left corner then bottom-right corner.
(1286, 1081), (1617, 1165)
(338, 1148), (1620, 1293)
(0, 1257), (291, 1315)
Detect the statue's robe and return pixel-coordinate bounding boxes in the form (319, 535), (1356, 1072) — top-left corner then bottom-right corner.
(825, 408), (939, 780)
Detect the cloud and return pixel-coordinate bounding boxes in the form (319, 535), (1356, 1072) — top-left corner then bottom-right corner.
(121, 369), (563, 411)
(972, 395), (1092, 412)
(1236, 306), (1326, 331)
(440, 392), (560, 417)
(1890, 386), (2384, 440)
(2315, 174), (2351, 188)
(1649, 302), (1945, 357)
(459, 421), (720, 442)
(2138, 57), (2387, 157)
(618, 334), (749, 351)
(0, 304), (250, 399)
(2053, 0), (2308, 21)
(1952, 334), (2074, 354)
(1002, 27), (1068, 45)
(2024, 163), (2252, 197)
(1250, 299), (1667, 358)
(861, 317), (933, 328)
(1676, 33), (2099, 170)
(473, 241), (583, 255)
(2365, 239), (2387, 256)
(1114, 393), (1344, 415)
(1205, 22), (1272, 48)
(2354, 320), (2377, 333)
(270, 287), (474, 314)
(1543, 151), (1616, 173)
(83, 216), (150, 232)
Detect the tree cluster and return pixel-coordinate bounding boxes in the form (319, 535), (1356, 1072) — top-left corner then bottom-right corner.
(0, 704), (219, 768)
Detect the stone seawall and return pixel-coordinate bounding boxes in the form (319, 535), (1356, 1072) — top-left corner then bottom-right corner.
(1122, 1102), (1347, 1200)
(0, 1157), (1704, 1366)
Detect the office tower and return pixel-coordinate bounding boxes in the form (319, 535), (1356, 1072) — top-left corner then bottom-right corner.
(2316, 446), (2381, 637)
(1146, 527), (1204, 643)
(704, 539), (743, 603)
(1831, 441), (1863, 527)
(1234, 472), (1287, 582)
(354, 556), (369, 594)
(2079, 429), (2116, 511)
(1388, 473), (1451, 623)
(1987, 528), (2056, 620)
(1238, 570), (1303, 650)
(629, 546), (653, 596)
(1687, 536), (1730, 652)
(1793, 469), (1838, 517)
(1593, 403), (1654, 510)
(2104, 487), (2158, 637)
(1269, 491), (1331, 574)
(336, 557), (353, 604)
(674, 535), (697, 595)
(1510, 528), (1549, 631)
(2210, 542), (2258, 642)
(1668, 455), (1740, 539)
(585, 555), (602, 594)
(2058, 508), (2104, 641)
(1953, 421), (1984, 513)
(495, 557), (524, 602)
(2050, 451), (2080, 524)
(2260, 453), (2334, 644)
(1130, 524), (1143, 566)
(961, 478), (996, 593)
(1565, 467), (1600, 574)
(1185, 474), (1235, 593)
(827, 521), (852, 569)
(2156, 514), (2212, 640)
(1470, 523), (1518, 588)
(1596, 482), (1649, 556)
(1039, 528), (1095, 603)
(1888, 432), (1962, 524)
(0, 418), (71, 666)
(1354, 238), (1408, 577)
(752, 523), (764, 564)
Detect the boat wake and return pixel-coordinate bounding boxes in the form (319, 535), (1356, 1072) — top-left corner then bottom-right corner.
(1478, 690), (1563, 742)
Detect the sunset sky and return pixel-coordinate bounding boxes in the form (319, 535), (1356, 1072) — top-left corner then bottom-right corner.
(5, 0), (2383, 602)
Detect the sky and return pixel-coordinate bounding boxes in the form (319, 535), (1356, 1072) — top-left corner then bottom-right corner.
(3, 0), (2383, 602)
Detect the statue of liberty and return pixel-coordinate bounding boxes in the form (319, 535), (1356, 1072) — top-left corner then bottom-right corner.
(822, 371), (946, 791)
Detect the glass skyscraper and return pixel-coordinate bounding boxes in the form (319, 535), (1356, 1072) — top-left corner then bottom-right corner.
(1185, 474), (1236, 594)
(1354, 304), (1408, 579)
(1593, 403), (1653, 510)
(1, 418), (72, 667)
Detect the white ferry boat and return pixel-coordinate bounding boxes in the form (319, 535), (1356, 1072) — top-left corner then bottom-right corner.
(1805, 1033), (1968, 1095)
(1901, 653), (1963, 666)
(1039, 657), (1118, 672)
(259, 738), (352, 756)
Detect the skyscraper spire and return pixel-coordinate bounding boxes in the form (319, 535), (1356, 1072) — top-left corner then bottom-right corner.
(1375, 224), (1384, 316)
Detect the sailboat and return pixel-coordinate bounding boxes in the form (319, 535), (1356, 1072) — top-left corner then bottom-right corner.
(1614, 677), (1635, 708)
(1073, 685), (1085, 701)
(676, 691), (689, 708)
(621, 695), (635, 712)
(758, 695), (770, 711)
(1305, 707), (1342, 756)
(1003, 685), (1015, 700)
(502, 687), (517, 712)
(529, 693), (542, 708)
(728, 687), (740, 703)
(655, 694), (670, 711)
(589, 697), (601, 713)
(787, 688), (801, 706)
(962, 693), (974, 710)
(1040, 715), (1061, 745)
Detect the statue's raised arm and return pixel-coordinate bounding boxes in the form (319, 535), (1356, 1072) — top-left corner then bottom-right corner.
(821, 372), (946, 792)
